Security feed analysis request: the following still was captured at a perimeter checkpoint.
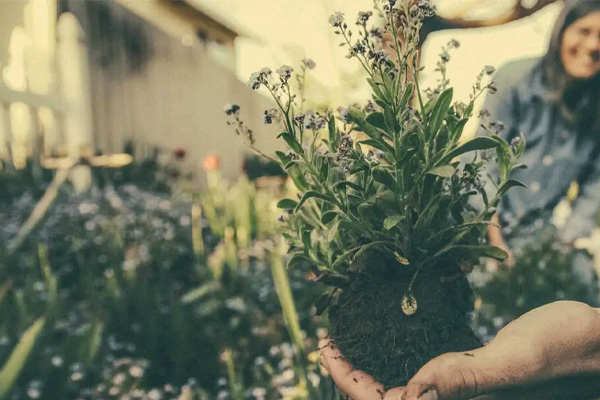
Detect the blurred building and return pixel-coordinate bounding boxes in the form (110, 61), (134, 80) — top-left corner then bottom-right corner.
(0, 0), (279, 185)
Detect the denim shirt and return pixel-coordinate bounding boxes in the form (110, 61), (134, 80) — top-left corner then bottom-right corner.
(481, 58), (600, 249)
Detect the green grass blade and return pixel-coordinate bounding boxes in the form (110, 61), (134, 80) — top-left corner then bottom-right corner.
(0, 317), (45, 400)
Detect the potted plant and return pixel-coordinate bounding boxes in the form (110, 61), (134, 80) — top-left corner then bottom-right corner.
(225, 0), (525, 388)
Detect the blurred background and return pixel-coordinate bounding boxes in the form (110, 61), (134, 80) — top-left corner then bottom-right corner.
(0, 1), (597, 399)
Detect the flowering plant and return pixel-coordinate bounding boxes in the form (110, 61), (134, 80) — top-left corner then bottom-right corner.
(228, 0), (522, 297)
(226, 0), (526, 387)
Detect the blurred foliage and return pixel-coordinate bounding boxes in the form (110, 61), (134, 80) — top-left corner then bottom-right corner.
(0, 155), (335, 400)
(472, 228), (599, 343)
(6, 148), (597, 400)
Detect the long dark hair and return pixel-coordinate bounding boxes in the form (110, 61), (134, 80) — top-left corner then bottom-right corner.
(541, 0), (600, 134)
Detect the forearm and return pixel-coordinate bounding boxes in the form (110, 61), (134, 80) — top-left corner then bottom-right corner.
(476, 302), (600, 395)
(543, 304), (600, 378)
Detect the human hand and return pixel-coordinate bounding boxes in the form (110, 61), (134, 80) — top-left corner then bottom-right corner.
(320, 301), (600, 400)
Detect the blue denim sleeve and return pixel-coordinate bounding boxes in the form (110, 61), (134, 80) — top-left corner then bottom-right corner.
(472, 63), (523, 213)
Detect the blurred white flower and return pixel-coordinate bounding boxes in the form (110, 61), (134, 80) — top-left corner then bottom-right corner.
(574, 228), (600, 278)
(51, 356), (64, 367)
(147, 389), (162, 400)
(551, 199), (572, 229)
(128, 365), (144, 378)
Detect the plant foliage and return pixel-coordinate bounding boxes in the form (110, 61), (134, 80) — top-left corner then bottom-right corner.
(226, 0), (525, 302)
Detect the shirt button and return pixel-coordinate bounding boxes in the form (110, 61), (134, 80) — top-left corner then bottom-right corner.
(542, 155), (554, 166)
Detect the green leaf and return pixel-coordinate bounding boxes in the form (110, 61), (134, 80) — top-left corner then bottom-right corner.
(333, 180), (363, 192)
(383, 108), (396, 132)
(439, 244), (508, 261)
(399, 83), (413, 111)
(450, 118), (469, 143)
(321, 211), (338, 224)
(374, 98), (388, 109)
(284, 160), (299, 170)
(372, 168), (400, 193)
(352, 241), (394, 264)
(464, 101), (475, 118)
(83, 322), (103, 364)
(496, 145), (511, 182)
(331, 246), (360, 269)
(181, 281), (220, 304)
(357, 202), (375, 222)
(295, 191), (328, 212)
(277, 198), (298, 209)
(440, 137), (500, 165)
(287, 253), (315, 269)
(278, 131), (304, 154)
(349, 109), (382, 139)
(358, 139), (394, 154)
(275, 151), (309, 190)
(289, 170), (309, 192)
(0, 318), (45, 400)
(497, 179), (527, 198)
(37, 245), (57, 315)
(365, 112), (386, 131)
(349, 162), (370, 175)
(427, 165), (455, 178)
(348, 108), (366, 124)
(301, 230), (311, 251)
(309, 272), (350, 288)
(328, 115), (339, 149)
(275, 150), (291, 164)
(383, 214), (405, 230)
(319, 160), (329, 181)
(366, 78), (385, 99)
(428, 88), (453, 140)
(513, 163), (527, 170)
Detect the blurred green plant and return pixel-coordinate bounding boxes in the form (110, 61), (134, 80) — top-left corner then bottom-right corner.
(0, 159), (334, 399)
(0, 317), (46, 400)
(472, 229), (599, 342)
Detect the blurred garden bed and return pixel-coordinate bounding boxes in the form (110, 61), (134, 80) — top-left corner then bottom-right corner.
(0, 152), (598, 400)
(0, 153), (331, 400)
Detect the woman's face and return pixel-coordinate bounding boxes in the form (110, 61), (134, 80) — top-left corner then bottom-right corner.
(561, 11), (600, 79)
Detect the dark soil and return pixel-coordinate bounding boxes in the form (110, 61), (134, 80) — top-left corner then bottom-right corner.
(328, 253), (481, 388)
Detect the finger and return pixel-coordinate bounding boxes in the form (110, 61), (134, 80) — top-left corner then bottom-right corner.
(318, 338), (333, 372)
(404, 341), (546, 400)
(403, 349), (491, 400)
(383, 387), (406, 400)
(319, 339), (386, 400)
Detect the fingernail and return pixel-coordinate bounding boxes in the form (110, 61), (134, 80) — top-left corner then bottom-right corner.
(418, 389), (438, 400)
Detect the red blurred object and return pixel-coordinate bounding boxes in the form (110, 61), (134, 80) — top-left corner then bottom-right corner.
(203, 154), (221, 171)
(173, 148), (187, 160)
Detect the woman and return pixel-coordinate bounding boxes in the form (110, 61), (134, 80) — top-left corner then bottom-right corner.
(485, 0), (600, 284)
(322, 2), (600, 399)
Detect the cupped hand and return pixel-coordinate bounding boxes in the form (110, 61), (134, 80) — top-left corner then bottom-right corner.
(319, 338), (406, 400)
(320, 301), (600, 400)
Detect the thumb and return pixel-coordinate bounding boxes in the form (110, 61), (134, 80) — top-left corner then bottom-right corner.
(402, 347), (508, 400)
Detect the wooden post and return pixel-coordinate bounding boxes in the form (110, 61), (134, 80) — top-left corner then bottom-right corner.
(57, 12), (94, 191)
